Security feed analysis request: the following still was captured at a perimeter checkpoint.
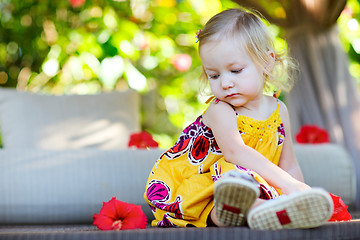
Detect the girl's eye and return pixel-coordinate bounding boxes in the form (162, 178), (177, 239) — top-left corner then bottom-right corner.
(231, 69), (243, 74)
(209, 74), (219, 79)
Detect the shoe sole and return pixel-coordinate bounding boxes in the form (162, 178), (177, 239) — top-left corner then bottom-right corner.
(214, 177), (260, 226)
(247, 188), (333, 230)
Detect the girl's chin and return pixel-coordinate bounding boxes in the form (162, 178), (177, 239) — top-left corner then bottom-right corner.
(223, 99), (245, 107)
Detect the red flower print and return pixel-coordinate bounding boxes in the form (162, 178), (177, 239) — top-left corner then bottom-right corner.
(295, 125), (330, 144)
(128, 131), (159, 149)
(328, 193), (352, 222)
(167, 138), (191, 158)
(164, 116), (221, 164)
(191, 135), (210, 161)
(93, 197), (147, 230)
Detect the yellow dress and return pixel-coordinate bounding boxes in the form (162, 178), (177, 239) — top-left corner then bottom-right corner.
(144, 99), (285, 227)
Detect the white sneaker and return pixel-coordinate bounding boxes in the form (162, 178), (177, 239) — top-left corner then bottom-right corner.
(214, 170), (260, 226)
(247, 188), (334, 230)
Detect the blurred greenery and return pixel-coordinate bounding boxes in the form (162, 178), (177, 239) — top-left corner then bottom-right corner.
(0, 0), (359, 148)
(338, 0), (360, 81)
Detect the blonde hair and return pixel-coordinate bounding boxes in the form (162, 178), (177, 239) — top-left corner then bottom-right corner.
(197, 8), (297, 94)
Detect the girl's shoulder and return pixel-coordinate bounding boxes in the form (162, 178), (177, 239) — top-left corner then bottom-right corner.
(266, 95), (289, 121)
(262, 95), (290, 126)
(276, 97), (291, 125)
(264, 94), (288, 114)
(269, 95), (289, 116)
(202, 100), (237, 129)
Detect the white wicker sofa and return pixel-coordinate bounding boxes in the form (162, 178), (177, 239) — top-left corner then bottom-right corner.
(0, 88), (356, 225)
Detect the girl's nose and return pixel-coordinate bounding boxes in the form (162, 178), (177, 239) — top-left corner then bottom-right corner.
(221, 76), (234, 89)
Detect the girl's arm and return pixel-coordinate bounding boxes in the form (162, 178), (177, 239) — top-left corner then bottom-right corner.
(277, 101), (305, 183)
(203, 101), (310, 195)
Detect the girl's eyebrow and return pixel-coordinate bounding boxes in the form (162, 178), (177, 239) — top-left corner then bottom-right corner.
(204, 63), (244, 72)
(226, 62), (242, 68)
(204, 67), (217, 72)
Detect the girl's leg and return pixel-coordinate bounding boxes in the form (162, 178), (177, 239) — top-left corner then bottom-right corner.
(250, 198), (266, 210)
(209, 207), (225, 227)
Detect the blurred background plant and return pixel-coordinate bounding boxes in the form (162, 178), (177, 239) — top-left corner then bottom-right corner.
(0, 0), (359, 148)
(338, 0), (360, 84)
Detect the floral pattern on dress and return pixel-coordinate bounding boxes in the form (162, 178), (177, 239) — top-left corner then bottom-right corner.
(146, 101), (286, 227)
(259, 184), (280, 199)
(277, 123), (285, 146)
(146, 179), (171, 204)
(235, 165), (280, 199)
(211, 162), (222, 182)
(157, 213), (177, 227)
(164, 116), (222, 165)
(146, 180), (184, 221)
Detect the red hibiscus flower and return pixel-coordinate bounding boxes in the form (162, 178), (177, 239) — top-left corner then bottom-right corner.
(128, 131), (159, 149)
(328, 193), (352, 222)
(93, 197), (147, 230)
(295, 125), (330, 144)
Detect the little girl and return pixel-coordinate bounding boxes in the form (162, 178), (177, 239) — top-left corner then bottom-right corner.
(144, 8), (335, 230)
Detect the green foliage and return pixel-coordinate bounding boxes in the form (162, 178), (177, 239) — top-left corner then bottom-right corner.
(0, 0), (238, 147)
(338, 0), (360, 82)
(0, 0), (359, 148)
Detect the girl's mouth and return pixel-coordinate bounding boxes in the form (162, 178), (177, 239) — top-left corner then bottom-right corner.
(226, 93), (239, 98)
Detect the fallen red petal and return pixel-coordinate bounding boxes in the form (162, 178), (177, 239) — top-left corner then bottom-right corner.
(98, 197), (119, 219)
(93, 214), (115, 230)
(122, 205), (148, 230)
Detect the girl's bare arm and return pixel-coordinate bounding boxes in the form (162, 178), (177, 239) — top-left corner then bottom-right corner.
(203, 101), (310, 195)
(277, 101), (305, 183)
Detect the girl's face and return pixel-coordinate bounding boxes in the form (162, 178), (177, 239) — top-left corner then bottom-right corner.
(200, 38), (269, 108)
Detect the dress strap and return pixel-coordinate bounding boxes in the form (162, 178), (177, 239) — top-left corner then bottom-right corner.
(205, 96), (220, 104)
(273, 90), (281, 99)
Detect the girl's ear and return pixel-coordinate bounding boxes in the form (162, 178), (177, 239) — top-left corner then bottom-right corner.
(265, 50), (275, 73)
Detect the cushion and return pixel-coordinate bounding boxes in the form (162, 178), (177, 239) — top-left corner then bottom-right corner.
(0, 145), (356, 224)
(0, 88), (140, 149)
(294, 144), (356, 205)
(0, 148), (164, 224)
